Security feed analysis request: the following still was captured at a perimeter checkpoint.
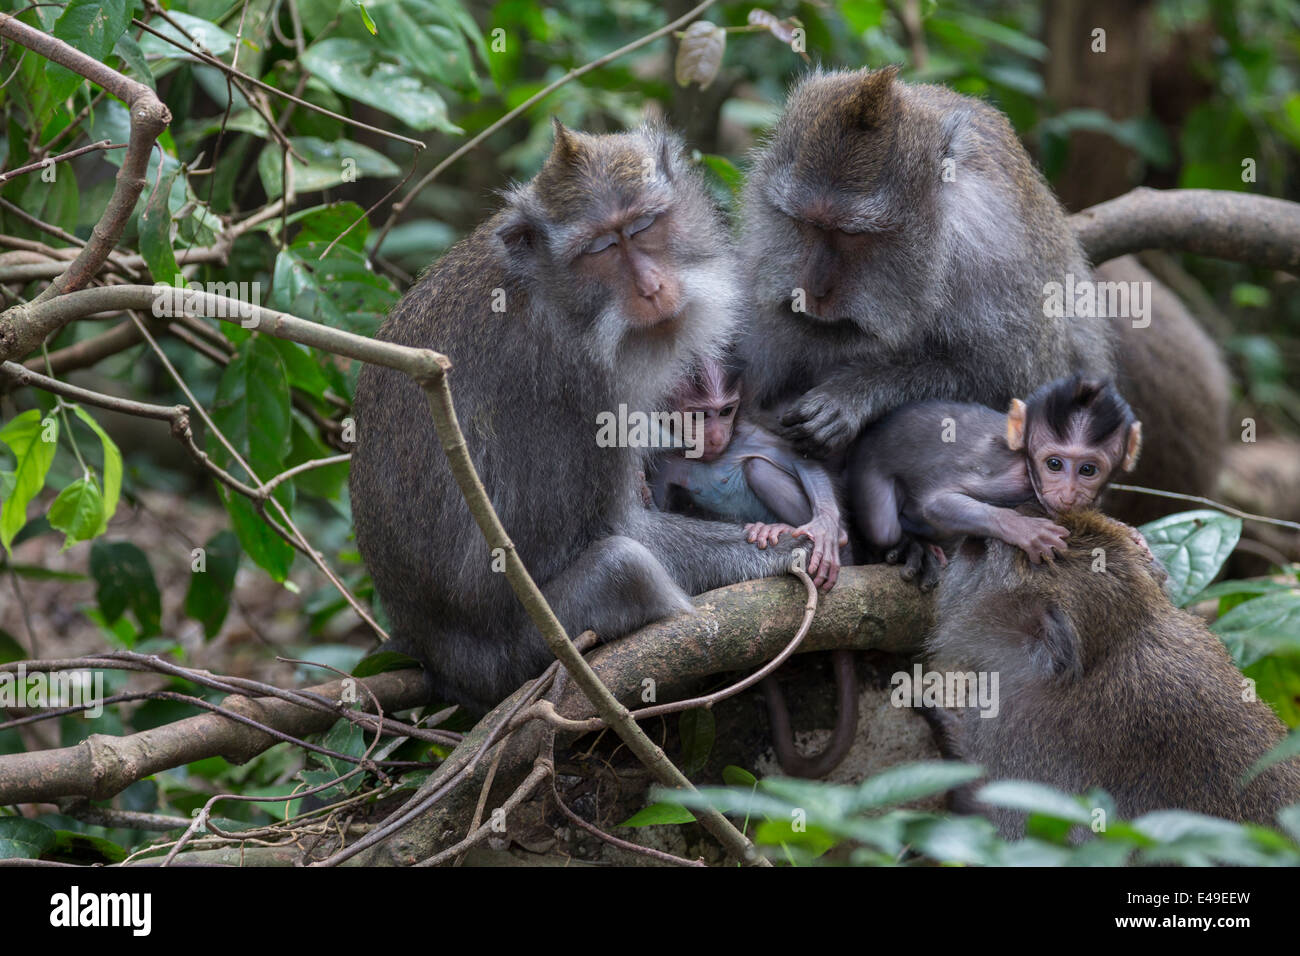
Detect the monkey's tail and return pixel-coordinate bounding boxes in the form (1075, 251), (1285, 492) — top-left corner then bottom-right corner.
(761, 650), (859, 778)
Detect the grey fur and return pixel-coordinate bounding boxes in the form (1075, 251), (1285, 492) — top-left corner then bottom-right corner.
(350, 126), (798, 713)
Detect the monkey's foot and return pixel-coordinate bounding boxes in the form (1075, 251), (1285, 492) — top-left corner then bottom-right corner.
(745, 522), (801, 549)
(885, 537), (943, 591)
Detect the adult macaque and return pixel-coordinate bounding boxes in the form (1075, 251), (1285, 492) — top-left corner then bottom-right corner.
(652, 357), (857, 778)
(351, 122), (803, 712)
(738, 67), (1227, 523)
(926, 510), (1300, 836)
(848, 376), (1142, 586)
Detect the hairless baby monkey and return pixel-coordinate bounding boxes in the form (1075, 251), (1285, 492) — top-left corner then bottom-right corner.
(849, 376), (1143, 588)
(651, 357), (858, 778)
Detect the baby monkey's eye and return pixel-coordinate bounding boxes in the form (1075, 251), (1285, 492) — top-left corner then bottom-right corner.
(1079, 463), (1098, 477)
(626, 214), (656, 237)
(586, 233), (617, 254)
(1045, 457), (1064, 472)
(720, 405), (736, 417)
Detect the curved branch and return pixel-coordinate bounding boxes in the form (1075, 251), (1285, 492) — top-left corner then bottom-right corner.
(1071, 187), (1300, 274)
(0, 14), (171, 322)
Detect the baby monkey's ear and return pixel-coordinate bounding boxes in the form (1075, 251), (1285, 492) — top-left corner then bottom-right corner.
(1122, 420), (1143, 472)
(1006, 398), (1028, 451)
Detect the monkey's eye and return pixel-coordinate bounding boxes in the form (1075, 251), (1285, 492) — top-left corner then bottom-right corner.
(1080, 463), (1098, 477)
(1045, 457), (1064, 472)
(720, 405), (736, 417)
(626, 214), (656, 237)
(586, 233), (618, 255)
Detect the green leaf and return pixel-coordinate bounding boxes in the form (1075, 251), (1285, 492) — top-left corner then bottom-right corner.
(210, 337), (295, 581)
(184, 530), (240, 639)
(1140, 510), (1242, 606)
(1214, 591), (1300, 667)
(71, 405), (122, 534)
(618, 802), (697, 827)
(89, 539), (162, 636)
(352, 0), (378, 35)
(45, 0), (134, 103)
(300, 38), (461, 133)
(270, 243), (398, 334)
(0, 818), (56, 860)
(678, 708), (715, 777)
(47, 476), (105, 550)
(850, 760), (985, 811)
(721, 765), (757, 788)
(112, 32), (155, 88)
(1243, 729), (1300, 784)
(352, 650), (420, 678)
(257, 136), (402, 200)
(138, 164), (182, 283)
(0, 410), (58, 555)
(137, 11), (237, 60)
(975, 780), (1093, 824)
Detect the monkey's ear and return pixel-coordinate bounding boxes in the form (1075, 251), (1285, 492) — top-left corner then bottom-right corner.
(496, 208), (542, 262)
(845, 65), (900, 129)
(1122, 421), (1142, 472)
(1027, 605), (1082, 682)
(1006, 398), (1027, 451)
(548, 117), (581, 168)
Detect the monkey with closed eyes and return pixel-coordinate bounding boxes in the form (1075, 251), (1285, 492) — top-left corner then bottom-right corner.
(849, 376), (1144, 588)
(738, 66), (1226, 526)
(350, 121), (804, 713)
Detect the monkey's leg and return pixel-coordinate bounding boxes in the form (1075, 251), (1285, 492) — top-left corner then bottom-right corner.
(762, 649), (860, 778)
(624, 509), (801, 593)
(851, 468), (903, 552)
(542, 535), (694, 646)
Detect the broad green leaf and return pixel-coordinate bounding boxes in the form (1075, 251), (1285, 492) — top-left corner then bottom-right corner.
(291, 202), (370, 252)
(71, 405), (122, 535)
(138, 163), (182, 283)
(721, 765), (757, 788)
(112, 32), (155, 88)
(1214, 591), (1300, 667)
(0, 410), (58, 555)
(1140, 510), (1241, 606)
(1243, 729), (1300, 784)
(300, 38), (461, 133)
(975, 780), (1093, 824)
(270, 243), (397, 334)
(618, 802), (697, 827)
(218, 486), (294, 582)
(184, 530), (240, 639)
(45, 0), (134, 103)
(47, 476), (105, 550)
(89, 539), (162, 636)
(850, 760), (985, 811)
(257, 136), (402, 200)
(0, 818), (56, 860)
(137, 11), (237, 60)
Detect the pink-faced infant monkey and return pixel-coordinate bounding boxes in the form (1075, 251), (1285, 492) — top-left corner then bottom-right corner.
(848, 376), (1143, 589)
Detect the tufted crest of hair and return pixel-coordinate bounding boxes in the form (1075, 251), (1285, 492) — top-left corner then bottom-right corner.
(676, 353), (744, 406)
(1027, 375), (1135, 446)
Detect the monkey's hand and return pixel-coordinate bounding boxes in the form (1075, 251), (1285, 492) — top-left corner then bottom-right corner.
(779, 387), (861, 458)
(885, 536), (943, 591)
(747, 518), (842, 591)
(1007, 516), (1070, 564)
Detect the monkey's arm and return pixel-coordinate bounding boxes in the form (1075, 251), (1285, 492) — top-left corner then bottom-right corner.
(781, 362), (986, 458)
(923, 491), (1069, 564)
(744, 456), (846, 590)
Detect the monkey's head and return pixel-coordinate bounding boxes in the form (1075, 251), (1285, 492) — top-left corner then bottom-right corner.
(1007, 376), (1142, 516)
(930, 510), (1169, 690)
(494, 120), (737, 398)
(671, 355), (742, 461)
(740, 66), (961, 349)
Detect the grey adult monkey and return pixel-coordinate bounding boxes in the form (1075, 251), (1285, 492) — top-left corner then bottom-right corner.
(350, 122), (802, 712)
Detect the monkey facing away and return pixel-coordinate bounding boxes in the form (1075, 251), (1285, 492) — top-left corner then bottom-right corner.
(926, 510), (1300, 837)
(651, 356), (858, 777)
(350, 122), (803, 713)
(737, 67), (1227, 524)
(848, 376), (1142, 587)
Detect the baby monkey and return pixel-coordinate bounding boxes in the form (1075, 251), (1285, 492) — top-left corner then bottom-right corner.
(849, 376), (1142, 587)
(652, 356), (857, 778)
(651, 357), (847, 591)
